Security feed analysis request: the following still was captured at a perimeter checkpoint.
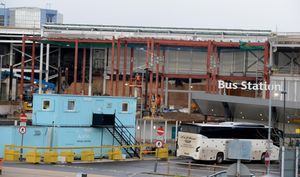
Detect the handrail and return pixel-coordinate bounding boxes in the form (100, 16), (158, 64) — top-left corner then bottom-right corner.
(114, 116), (138, 145)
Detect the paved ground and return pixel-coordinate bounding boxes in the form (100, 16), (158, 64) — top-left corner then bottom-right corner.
(2, 159), (280, 177)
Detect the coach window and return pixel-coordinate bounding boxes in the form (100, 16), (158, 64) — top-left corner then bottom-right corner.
(42, 100), (50, 110)
(122, 102), (128, 112)
(67, 100), (76, 111)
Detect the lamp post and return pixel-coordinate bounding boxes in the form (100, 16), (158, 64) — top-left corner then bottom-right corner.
(267, 66), (272, 175)
(282, 78), (287, 146)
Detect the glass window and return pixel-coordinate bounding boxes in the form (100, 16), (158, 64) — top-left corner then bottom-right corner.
(122, 102), (128, 112)
(43, 100), (50, 110)
(67, 100), (75, 111)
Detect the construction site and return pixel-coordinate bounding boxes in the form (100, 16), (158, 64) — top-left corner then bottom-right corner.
(0, 5), (299, 177)
(1, 24), (299, 125)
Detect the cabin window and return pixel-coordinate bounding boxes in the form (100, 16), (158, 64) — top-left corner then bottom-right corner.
(122, 102), (128, 112)
(67, 100), (76, 111)
(43, 100), (50, 110)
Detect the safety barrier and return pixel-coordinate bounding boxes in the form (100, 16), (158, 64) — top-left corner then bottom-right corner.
(3, 144), (168, 164)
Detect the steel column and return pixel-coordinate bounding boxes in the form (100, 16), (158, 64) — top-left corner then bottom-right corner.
(161, 50), (165, 104)
(57, 47), (61, 93)
(164, 77), (168, 107)
(82, 48), (86, 95)
(30, 42), (35, 96)
(45, 44), (50, 82)
(115, 39), (121, 96)
(38, 42), (43, 94)
(110, 36), (115, 96)
(103, 48), (108, 94)
(264, 42), (270, 99)
(206, 41), (213, 93)
(122, 41), (127, 96)
(8, 43), (13, 100)
(155, 44), (160, 97)
(88, 48), (93, 96)
(149, 38), (154, 100)
(73, 39), (78, 95)
(188, 78), (192, 114)
(20, 36), (25, 101)
(146, 39), (150, 68)
(129, 48), (134, 96)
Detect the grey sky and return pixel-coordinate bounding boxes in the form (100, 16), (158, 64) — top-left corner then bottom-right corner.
(5, 0), (300, 32)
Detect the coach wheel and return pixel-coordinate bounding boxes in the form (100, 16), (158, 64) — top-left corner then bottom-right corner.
(216, 152), (224, 164)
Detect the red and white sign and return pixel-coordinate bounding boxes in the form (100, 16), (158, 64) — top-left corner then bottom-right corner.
(156, 127), (164, 136)
(264, 152), (270, 167)
(18, 126), (27, 134)
(155, 140), (163, 148)
(20, 113), (27, 122)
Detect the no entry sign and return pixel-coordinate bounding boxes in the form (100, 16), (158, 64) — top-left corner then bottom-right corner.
(156, 127), (164, 136)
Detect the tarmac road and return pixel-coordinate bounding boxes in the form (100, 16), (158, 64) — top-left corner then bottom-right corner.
(2, 159), (280, 177)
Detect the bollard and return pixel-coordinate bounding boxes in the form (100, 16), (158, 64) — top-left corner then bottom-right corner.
(0, 158), (3, 175)
(167, 161), (170, 174)
(187, 161), (191, 177)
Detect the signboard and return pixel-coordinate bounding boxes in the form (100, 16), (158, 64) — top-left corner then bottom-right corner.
(226, 140), (252, 160)
(18, 126), (27, 134)
(155, 140), (163, 148)
(156, 127), (164, 136)
(20, 113), (27, 122)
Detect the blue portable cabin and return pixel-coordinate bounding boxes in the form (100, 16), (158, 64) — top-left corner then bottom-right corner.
(32, 94), (136, 127)
(0, 94), (138, 158)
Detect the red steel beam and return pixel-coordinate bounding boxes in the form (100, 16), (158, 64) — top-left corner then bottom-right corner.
(206, 41), (213, 93)
(161, 50), (165, 104)
(149, 38), (154, 99)
(212, 46), (218, 93)
(217, 75), (258, 81)
(30, 42), (35, 96)
(25, 36), (112, 43)
(73, 39), (79, 95)
(26, 36), (266, 48)
(155, 44), (160, 97)
(122, 41), (128, 96)
(146, 39), (150, 68)
(164, 74), (209, 79)
(129, 48), (134, 96)
(264, 42), (270, 98)
(82, 48), (86, 95)
(115, 39), (121, 96)
(121, 38), (209, 47)
(110, 36), (115, 96)
(20, 36), (25, 101)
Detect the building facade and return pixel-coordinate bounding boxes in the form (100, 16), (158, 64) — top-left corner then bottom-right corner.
(0, 7), (63, 28)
